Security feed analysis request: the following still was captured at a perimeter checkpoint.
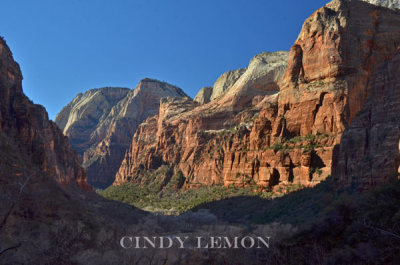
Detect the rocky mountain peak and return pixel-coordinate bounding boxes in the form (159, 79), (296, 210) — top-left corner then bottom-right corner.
(211, 68), (247, 100)
(220, 51), (289, 108)
(55, 86), (131, 141)
(133, 78), (188, 97)
(194, 51), (288, 107)
(55, 78), (190, 189)
(193, 86), (213, 104)
(0, 37), (23, 101)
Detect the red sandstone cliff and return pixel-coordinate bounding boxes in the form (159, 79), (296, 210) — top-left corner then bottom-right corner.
(114, 0), (400, 189)
(0, 37), (90, 190)
(0, 37), (151, 264)
(55, 79), (189, 188)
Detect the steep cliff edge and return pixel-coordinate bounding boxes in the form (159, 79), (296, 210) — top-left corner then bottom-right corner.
(115, 0), (400, 189)
(332, 49), (400, 188)
(0, 37), (151, 264)
(55, 87), (131, 156)
(114, 51), (293, 187)
(0, 37), (89, 190)
(55, 79), (189, 188)
(281, 0), (400, 128)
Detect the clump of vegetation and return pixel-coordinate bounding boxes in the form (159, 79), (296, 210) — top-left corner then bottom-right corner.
(82, 154), (100, 168)
(99, 181), (304, 215)
(309, 166), (323, 176)
(165, 170), (185, 190)
(211, 178), (400, 264)
(269, 142), (293, 153)
(268, 133), (331, 152)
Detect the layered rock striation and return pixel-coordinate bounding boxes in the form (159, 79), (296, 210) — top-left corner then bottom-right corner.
(194, 68), (246, 104)
(56, 79), (189, 188)
(114, 51), (294, 187)
(115, 0), (400, 189)
(55, 87), (131, 156)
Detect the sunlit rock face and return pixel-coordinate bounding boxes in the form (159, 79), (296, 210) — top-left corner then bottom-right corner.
(115, 0), (400, 190)
(55, 78), (189, 189)
(194, 52), (288, 106)
(210, 68), (247, 101)
(361, 0), (400, 9)
(194, 86), (213, 104)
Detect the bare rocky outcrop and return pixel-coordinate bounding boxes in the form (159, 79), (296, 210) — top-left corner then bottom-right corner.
(193, 52), (288, 106)
(115, 0), (400, 189)
(56, 78), (189, 188)
(0, 37), (90, 190)
(362, 0), (400, 9)
(193, 86), (212, 104)
(281, 0), (400, 126)
(194, 68), (246, 105)
(114, 51), (294, 187)
(332, 49), (400, 189)
(223, 52), (288, 104)
(0, 36), (150, 265)
(55, 87), (131, 155)
(210, 68), (246, 100)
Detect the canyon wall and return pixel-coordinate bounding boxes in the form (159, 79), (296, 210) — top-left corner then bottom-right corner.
(332, 49), (400, 188)
(55, 79), (189, 188)
(115, 0), (400, 189)
(0, 37), (89, 190)
(0, 37), (149, 264)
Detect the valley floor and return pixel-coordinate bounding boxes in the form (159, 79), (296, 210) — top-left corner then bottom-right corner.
(96, 177), (400, 264)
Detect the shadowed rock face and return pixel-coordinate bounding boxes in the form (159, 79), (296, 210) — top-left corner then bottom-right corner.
(0, 37), (89, 190)
(333, 49), (400, 189)
(0, 37), (152, 264)
(115, 0), (400, 189)
(55, 79), (189, 189)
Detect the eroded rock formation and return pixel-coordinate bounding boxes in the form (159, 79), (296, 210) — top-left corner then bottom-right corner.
(0, 37), (151, 264)
(194, 68), (247, 105)
(115, 0), (400, 189)
(194, 86), (213, 104)
(55, 79), (189, 188)
(114, 51), (294, 187)
(55, 87), (131, 156)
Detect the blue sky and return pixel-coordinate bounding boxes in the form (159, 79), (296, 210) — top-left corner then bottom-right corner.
(0, 0), (328, 119)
